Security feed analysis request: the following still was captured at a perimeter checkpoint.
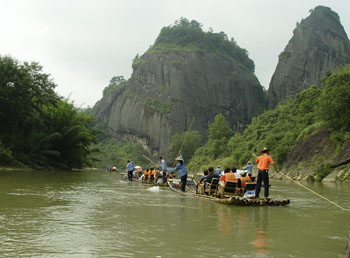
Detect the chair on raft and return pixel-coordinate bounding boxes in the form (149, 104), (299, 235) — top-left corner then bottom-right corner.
(216, 180), (238, 198)
(242, 182), (257, 194)
(204, 178), (220, 196)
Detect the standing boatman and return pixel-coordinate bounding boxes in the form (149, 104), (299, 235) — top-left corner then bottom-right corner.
(173, 154), (188, 192)
(255, 147), (279, 198)
(242, 161), (254, 178)
(160, 156), (168, 184)
(126, 160), (135, 181)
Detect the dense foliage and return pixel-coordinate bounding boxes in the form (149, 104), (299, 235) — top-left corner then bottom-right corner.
(91, 136), (150, 170)
(188, 114), (233, 170)
(188, 66), (350, 175)
(0, 56), (99, 169)
(151, 18), (255, 72)
(169, 130), (201, 162)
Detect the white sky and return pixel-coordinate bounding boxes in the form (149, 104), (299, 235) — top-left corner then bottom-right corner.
(0, 0), (349, 107)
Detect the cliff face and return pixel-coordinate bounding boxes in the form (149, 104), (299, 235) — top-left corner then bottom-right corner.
(268, 6), (350, 107)
(93, 49), (267, 156)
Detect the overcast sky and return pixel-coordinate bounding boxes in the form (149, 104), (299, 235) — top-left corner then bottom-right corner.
(1, 0), (349, 107)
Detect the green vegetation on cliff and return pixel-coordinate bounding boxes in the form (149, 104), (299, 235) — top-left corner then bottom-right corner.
(92, 136), (149, 170)
(148, 18), (255, 72)
(188, 66), (350, 179)
(102, 76), (126, 97)
(0, 56), (99, 169)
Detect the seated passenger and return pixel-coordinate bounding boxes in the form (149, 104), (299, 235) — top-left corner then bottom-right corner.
(167, 172), (176, 179)
(143, 169), (149, 182)
(199, 169), (209, 183)
(148, 168), (154, 182)
(220, 167), (237, 183)
(238, 171), (252, 193)
(137, 167), (143, 178)
(154, 169), (161, 183)
(218, 167), (237, 191)
(204, 167), (220, 184)
(197, 169), (209, 194)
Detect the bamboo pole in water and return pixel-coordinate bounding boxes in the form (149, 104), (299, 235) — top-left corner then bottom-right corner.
(253, 153), (348, 211)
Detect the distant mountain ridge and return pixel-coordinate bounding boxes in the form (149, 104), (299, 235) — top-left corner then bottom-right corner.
(92, 18), (267, 157)
(268, 6), (350, 107)
(92, 6), (350, 163)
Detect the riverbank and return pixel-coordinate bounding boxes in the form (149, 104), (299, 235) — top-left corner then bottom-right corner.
(270, 167), (350, 182)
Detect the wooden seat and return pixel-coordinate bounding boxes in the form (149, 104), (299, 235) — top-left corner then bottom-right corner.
(204, 178), (219, 196)
(217, 180), (238, 198)
(243, 182), (257, 193)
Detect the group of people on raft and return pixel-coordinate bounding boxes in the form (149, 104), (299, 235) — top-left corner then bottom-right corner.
(126, 147), (279, 198)
(197, 165), (254, 196)
(126, 154), (189, 191)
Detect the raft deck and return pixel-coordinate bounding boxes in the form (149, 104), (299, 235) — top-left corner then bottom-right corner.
(195, 194), (290, 206)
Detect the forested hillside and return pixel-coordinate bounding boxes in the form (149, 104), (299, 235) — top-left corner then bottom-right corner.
(188, 66), (350, 181)
(0, 56), (99, 170)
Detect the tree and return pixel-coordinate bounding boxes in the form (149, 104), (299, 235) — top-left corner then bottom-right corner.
(102, 76), (126, 96)
(318, 65), (350, 131)
(0, 55), (99, 169)
(209, 114), (232, 141)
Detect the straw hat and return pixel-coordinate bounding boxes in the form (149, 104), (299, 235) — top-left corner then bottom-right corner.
(260, 147), (270, 153)
(175, 156), (183, 161)
(247, 161), (252, 164)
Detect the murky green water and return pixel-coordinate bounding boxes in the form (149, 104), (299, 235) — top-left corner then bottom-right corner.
(0, 169), (349, 257)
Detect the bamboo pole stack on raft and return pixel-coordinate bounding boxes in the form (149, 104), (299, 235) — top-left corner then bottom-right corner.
(215, 196), (290, 206)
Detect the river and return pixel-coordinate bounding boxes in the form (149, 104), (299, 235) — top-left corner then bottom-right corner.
(0, 169), (349, 257)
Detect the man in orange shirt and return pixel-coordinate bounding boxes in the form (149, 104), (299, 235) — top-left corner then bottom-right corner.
(255, 147), (279, 198)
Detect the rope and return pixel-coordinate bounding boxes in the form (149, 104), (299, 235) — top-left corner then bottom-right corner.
(252, 153), (348, 211)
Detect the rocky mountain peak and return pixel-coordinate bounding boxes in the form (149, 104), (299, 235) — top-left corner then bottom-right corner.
(92, 19), (267, 157)
(268, 6), (350, 107)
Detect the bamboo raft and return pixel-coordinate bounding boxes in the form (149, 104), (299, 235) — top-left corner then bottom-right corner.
(195, 194), (290, 206)
(120, 173), (169, 187)
(167, 178), (197, 194)
(215, 196), (290, 206)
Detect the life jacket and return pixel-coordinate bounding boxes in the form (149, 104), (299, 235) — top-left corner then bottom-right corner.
(226, 172), (237, 182)
(240, 176), (252, 188)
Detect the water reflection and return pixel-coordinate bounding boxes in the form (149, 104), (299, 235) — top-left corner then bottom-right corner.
(0, 170), (349, 257)
(252, 209), (270, 256)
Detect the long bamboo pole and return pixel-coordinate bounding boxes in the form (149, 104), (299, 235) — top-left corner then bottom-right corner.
(172, 117), (196, 167)
(178, 116), (196, 155)
(253, 153), (348, 211)
(142, 155), (158, 166)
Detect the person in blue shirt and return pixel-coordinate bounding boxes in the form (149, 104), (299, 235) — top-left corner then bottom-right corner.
(160, 156), (168, 184)
(204, 167), (220, 184)
(215, 166), (221, 175)
(173, 154), (188, 192)
(126, 160), (135, 181)
(242, 161), (254, 178)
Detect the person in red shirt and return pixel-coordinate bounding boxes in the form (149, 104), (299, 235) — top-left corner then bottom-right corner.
(255, 147), (280, 198)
